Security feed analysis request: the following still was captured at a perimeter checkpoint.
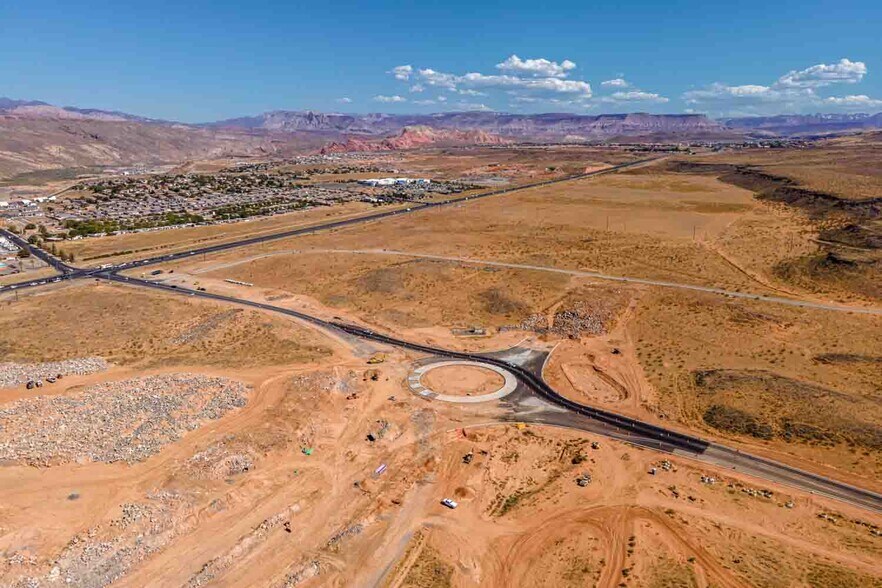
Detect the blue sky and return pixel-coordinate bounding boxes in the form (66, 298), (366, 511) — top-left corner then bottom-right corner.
(1, 0), (880, 121)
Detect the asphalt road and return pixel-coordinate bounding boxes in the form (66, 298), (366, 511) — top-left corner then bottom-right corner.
(102, 272), (882, 513)
(0, 228), (73, 274)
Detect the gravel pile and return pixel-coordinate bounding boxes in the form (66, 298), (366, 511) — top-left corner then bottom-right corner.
(0, 374), (250, 466)
(0, 357), (109, 389)
(551, 303), (610, 338)
(502, 299), (619, 338)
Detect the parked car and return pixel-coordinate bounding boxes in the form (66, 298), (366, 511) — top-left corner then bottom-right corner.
(440, 498), (458, 509)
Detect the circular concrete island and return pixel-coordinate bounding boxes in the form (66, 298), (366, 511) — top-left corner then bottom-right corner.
(407, 360), (518, 403)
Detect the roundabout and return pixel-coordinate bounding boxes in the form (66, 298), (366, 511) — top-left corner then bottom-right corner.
(407, 360), (518, 403)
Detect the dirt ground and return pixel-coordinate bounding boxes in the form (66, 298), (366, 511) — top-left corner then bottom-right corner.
(694, 132), (882, 201)
(421, 365), (505, 396)
(3, 142), (882, 586)
(0, 282), (333, 369)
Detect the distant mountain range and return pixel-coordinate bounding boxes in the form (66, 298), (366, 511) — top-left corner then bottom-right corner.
(2, 97), (882, 180)
(207, 111), (732, 141)
(720, 113), (882, 137)
(320, 126), (511, 154)
(3, 97), (881, 139)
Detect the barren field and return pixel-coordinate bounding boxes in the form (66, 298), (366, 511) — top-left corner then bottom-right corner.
(628, 288), (882, 482)
(695, 132), (882, 201)
(171, 170), (792, 326)
(0, 282), (333, 368)
(3, 142), (881, 586)
(663, 137), (882, 303)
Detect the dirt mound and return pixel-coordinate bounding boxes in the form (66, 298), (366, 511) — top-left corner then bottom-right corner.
(692, 369), (882, 450)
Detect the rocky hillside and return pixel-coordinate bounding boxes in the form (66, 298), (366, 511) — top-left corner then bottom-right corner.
(721, 113), (882, 137)
(320, 125), (510, 154)
(214, 110), (735, 141)
(0, 101), (335, 180)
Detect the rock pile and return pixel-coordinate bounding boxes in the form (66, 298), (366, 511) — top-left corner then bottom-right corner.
(0, 357), (108, 389)
(550, 303), (610, 338)
(0, 373), (250, 466)
(187, 442), (256, 480)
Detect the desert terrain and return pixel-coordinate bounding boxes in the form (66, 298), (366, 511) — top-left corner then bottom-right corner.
(2, 139), (882, 587)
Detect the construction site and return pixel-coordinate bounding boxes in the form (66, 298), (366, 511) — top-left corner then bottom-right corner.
(1, 138), (882, 587)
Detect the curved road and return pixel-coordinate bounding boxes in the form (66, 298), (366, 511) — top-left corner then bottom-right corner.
(101, 272), (882, 513)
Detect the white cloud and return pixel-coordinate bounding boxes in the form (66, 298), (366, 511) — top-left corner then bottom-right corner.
(824, 94), (882, 108)
(683, 58), (874, 115)
(417, 68), (459, 89)
(683, 83), (778, 102)
(458, 72), (592, 96)
(335, 97), (352, 104)
(389, 65), (413, 81)
(601, 78), (629, 88)
(453, 102), (492, 111)
(410, 62), (592, 98)
(437, 95), (447, 102)
(373, 95), (407, 103)
(777, 58), (866, 88)
(495, 54), (576, 78)
(409, 84), (425, 93)
(456, 88), (486, 96)
(412, 99), (437, 105)
(601, 90), (669, 103)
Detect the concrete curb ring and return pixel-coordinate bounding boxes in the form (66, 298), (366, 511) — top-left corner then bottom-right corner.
(407, 360), (518, 403)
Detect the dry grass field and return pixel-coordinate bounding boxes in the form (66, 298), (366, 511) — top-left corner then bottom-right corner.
(664, 135), (882, 303)
(0, 282), (332, 368)
(178, 170), (783, 314)
(629, 288), (882, 482)
(695, 132), (882, 201)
